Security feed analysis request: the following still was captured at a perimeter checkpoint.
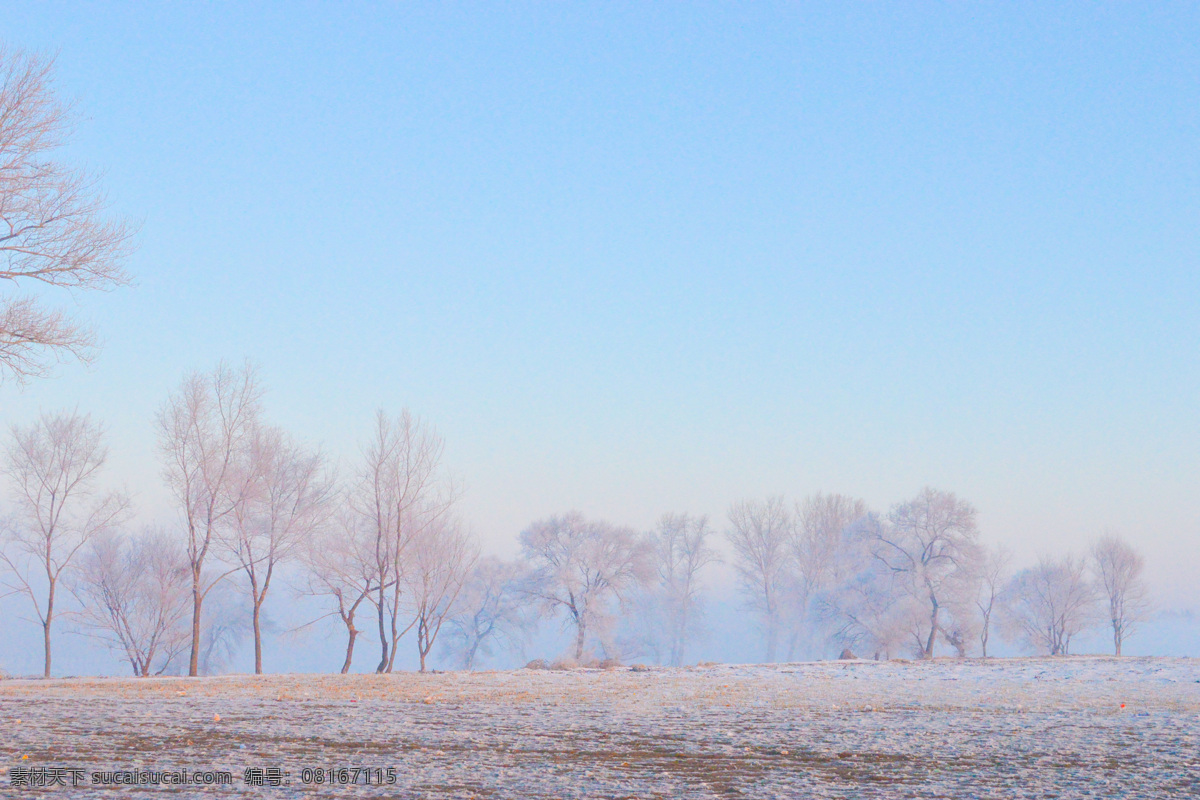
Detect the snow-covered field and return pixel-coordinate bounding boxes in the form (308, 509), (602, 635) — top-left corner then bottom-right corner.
(1, 657), (1197, 798)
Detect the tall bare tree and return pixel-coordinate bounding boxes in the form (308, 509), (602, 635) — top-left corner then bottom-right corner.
(300, 509), (387, 674)
(406, 514), (477, 672)
(0, 46), (135, 382)
(0, 410), (129, 676)
(225, 425), (333, 673)
(789, 493), (868, 659)
(648, 513), (718, 666)
(70, 529), (190, 676)
(445, 556), (531, 670)
(1004, 553), (1097, 655)
(1090, 534), (1150, 656)
(521, 512), (650, 661)
(157, 362), (262, 676)
(975, 545), (1011, 658)
(872, 488), (981, 659)
(816, 514), (917, 660)
(349, 410), (447, 673)
(725, 496), (792, 662)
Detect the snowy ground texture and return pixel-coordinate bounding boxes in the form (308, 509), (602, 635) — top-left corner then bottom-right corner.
(1, 657), (1197, 798)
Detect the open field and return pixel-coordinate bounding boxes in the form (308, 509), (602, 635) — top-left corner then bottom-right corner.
(1, 657), (1197, 798)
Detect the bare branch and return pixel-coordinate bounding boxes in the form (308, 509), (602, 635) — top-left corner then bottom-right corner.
(0, 46), (136, 383)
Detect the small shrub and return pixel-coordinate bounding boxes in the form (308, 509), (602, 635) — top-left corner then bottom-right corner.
(523, 659), (549, 670)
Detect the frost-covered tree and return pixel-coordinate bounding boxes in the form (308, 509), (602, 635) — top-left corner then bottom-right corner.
(646, 513), (718, 666)
(975, 545), (1011, 658)
(407, 514), (477, 672)
(348, 410), (449, 674)
(157, 362), (262, 677)
(1090, 534), (1150, 656)
(70, 529), (191, 677)
(1, 410), (130, 677)
(872, 488), (982, 659)
(1004, 554), (1097, 656)
(726, 497), (793, 662)
(815, 514), (919, 659)
(788, 493), (868, 659)
(520, 512), (650, 661)
(444, 556), (531, 669)
(300, 509), (386, 674)
(224, 425), (333, 674)
(0, 46), (135, 383)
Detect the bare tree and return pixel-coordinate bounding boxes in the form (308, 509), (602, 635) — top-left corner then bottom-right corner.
(815, 514), (917, 660)
(937, 565), (983, 658)
(349, 409), (447, 673)
(444, 556), (531, 670)
(975, 545), (1011, 658)
(0, 410), (129, 677)
(70, 529), (190, 676)
(520, 512), (650, 662)
(647, 513), (718, 666)
(1090, 534), (1151, 656)
(871, 488), (981, 659)
(1004, 553), (1097, 655)
(0, 46), (135, 382)
(299, 509), (387, 674)
(725, 496), (793, 662)
(406, 514), (478, 672)
(794, 493), (869, 597)
(789, 493), (868, 659)
(224, 425), (333, 673)
(157, 362), (262, 676)
(195, 579), (249, 675)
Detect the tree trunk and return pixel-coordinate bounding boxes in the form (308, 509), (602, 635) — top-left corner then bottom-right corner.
(465, 638), (480, 671)
(342, 627), (358, 674)
(1114, 627), (1122, 657)
(43, 579), (54, 678)
(387, 605), (401, 673)
(418, 616), (429, 673)
(43, 620), (52, 678)
(924, 603), (940, 659)
(764, 613), (778, 663)
(672, 607), (688, 667)
(252, 600), (264, 675)
(980, 610), (991, 658)
(375, 585), (389, 673)
(189, 574), (203, 677)
(574, 616), (587, 661)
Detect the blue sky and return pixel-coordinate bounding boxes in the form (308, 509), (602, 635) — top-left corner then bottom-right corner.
(3, 3), (1199, 606)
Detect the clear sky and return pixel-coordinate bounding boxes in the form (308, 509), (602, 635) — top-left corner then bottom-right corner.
(3, 3), (1199, 605)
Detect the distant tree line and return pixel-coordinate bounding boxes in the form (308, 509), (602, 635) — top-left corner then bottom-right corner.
(0, 366), (1154, 678)
(720, 490), (1150, 662)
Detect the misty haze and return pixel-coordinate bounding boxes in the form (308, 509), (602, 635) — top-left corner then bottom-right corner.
(1, 4), (1198, 799)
